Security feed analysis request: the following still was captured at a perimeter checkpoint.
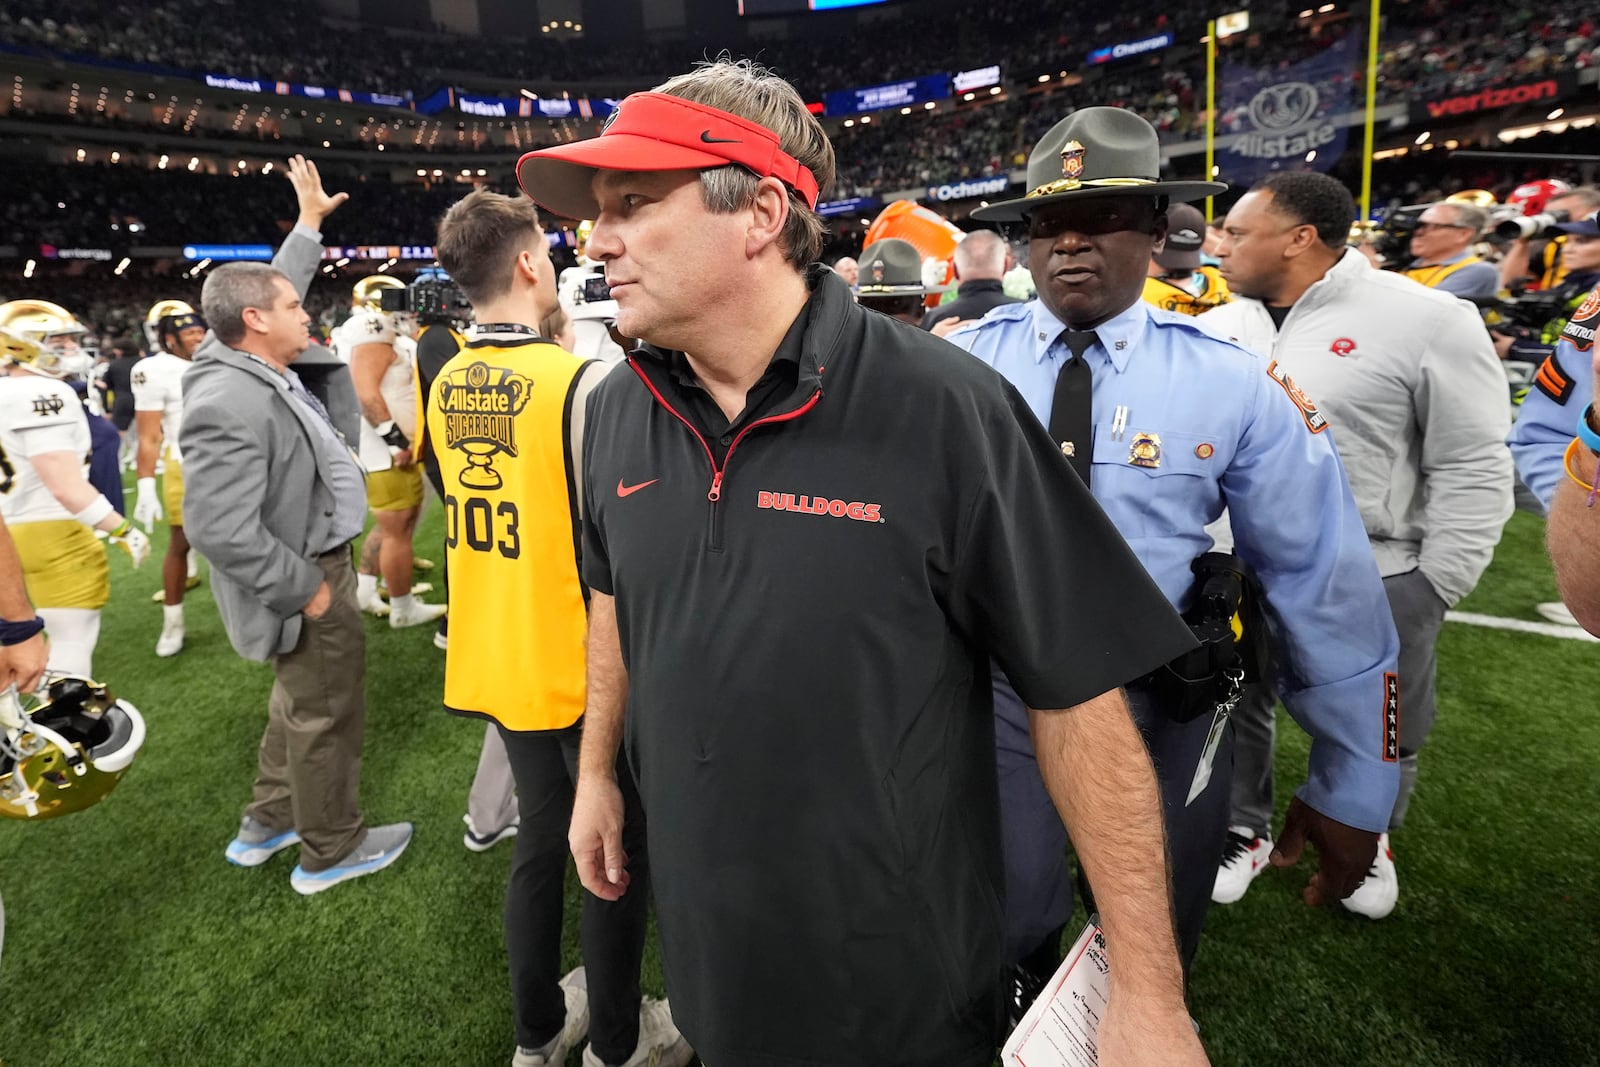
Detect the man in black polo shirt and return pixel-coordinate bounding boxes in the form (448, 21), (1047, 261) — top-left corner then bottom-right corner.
(516, 60), (1208, 1067)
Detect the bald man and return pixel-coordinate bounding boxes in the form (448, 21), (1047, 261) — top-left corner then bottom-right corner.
(832, 256), (859, 288)
(923, 230), (1020, 330)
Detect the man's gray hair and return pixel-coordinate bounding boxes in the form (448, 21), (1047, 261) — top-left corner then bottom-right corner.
(1440, 202), (1489, 238)
(954, 230), (1009, 279)
(653, 58), (836, 271)
(202, 262), (289, 346)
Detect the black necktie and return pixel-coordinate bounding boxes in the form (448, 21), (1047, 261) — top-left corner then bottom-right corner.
(1047, 330), (1097, 487)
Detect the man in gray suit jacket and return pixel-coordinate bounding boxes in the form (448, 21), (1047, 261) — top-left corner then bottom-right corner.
(180, 156), (412, 896)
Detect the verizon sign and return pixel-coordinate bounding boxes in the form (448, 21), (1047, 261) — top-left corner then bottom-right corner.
(1409, 74), (1577, 123)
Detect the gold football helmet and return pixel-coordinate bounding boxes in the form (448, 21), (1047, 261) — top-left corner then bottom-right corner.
(0, 300), (95, 378)
(1445, 189), (1498, 207)
(576, 219), (595, 261)
(0, 677), (145, 821)
(143, 298), (196, 349)
(352, 275), (405, 312)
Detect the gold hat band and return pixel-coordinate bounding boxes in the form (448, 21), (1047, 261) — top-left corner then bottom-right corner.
(1025, 176), (1159, 199)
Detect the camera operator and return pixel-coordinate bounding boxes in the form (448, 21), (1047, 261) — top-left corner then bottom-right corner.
(1492, 215), (1600, 364)
(1498, 185), (1600, 292)
(1400, 201), (1500, 302)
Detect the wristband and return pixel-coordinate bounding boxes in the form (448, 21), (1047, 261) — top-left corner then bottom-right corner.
(376, 419), (410, 454)
(73, 495), (114, 528)
(0, 617), (45, 646)
(108, 518), (132, 539)
(1562, 438), (1600, 507)
(1576, 404), (1600, 455)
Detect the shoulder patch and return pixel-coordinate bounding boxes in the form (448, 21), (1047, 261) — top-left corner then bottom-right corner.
(1533, 353), (1576, 406)
(1266, 361), (1327, 433)
(1560, 288), (1600, 353)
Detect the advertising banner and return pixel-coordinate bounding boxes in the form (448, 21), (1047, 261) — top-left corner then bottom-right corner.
(1218, 36), (1357, 185)
(823, 74), (951, 117)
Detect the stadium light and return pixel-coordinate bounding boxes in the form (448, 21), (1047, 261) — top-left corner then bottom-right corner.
(23, 260), (35, 279)
(336, 257), (351, 267)
(1548, 108), (1565, 120)
(989, 86), (1002, 95)
(188, 157), (200, 171)
(76, 148), (86, 161)
(114, 258), (130, 275)
(1306, 150), (1317, 162)
(417, 169), (427, 176)
(924, 101), (936, 110)
(322, 141), (330, 148)
(521, 89), (537, 100)
(860, 116), (871, 124)
(843, 119), (855, 127)
(900, 107), (912, 115)
(1299, 8), (1313, 16)
(1038, 74), (1050, 83)
(110, 151), (119, 163)
(1414, 131), (1430, 145)
(262, 162), (273, 173)
(476, 168), (487, 176)
(1318, 3), (1334, 10)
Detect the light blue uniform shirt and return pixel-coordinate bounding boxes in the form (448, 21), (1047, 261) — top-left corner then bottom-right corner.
(1508, 340), (1593, 510)
(948, 298), (1401, 831)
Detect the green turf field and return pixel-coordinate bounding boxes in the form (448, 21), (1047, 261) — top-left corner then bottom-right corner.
(0, 502), (1595, 1066)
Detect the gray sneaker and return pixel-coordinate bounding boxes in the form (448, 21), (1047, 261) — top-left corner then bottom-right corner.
(289, 823), (413, 896)
(581, 998), (692, 1067)
(224, 816), (301, 867)
(512, 967), (589, 1066)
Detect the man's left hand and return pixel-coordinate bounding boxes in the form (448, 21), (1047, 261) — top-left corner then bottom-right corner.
(1098, 992), (1208, 1066)
(1270, 795), (1379, 905)
(285, 154), (349, 228)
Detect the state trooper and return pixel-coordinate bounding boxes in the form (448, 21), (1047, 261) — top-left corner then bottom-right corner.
(946, 107), (1401, 1008)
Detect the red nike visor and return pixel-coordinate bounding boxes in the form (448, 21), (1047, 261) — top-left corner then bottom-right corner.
(516, 92), (821, 220)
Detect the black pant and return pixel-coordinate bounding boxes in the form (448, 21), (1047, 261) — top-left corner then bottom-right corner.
(498, 722), (650, 1062)
(996, 679), (1230, 980)
(423, 457), (449, 637)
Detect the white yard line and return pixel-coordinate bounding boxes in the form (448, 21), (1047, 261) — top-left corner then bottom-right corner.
(1445, 611), (1600, 643)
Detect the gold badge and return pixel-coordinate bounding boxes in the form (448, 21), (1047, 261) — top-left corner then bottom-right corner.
(1129, 431), (1162, 469)
(1061, 141), (1086, 182)
(1195, 442), (1215, 460)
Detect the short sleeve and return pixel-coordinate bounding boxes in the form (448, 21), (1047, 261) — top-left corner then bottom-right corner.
(6, 380), (86, 437)
(579, 386), (613, 596)
(949, 380), (1197, 710)
(131, 363), (168, 412)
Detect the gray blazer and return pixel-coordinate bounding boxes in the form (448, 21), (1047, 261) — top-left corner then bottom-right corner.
(179, 230), (363, 662)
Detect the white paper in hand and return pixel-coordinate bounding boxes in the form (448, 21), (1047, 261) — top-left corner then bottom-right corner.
(1001, 918), (1109, 1067)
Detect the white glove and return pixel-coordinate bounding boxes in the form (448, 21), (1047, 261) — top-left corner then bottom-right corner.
(109, 523), (151, 569)
(133, 476), (163, 532)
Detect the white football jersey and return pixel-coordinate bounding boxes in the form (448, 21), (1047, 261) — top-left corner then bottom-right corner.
(130, 351), (189, 463)
(331, 310), (418, 472)
(0, 373), (92, 525)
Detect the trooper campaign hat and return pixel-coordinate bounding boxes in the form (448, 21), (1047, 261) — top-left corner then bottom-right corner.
(854, 238), (952, 297)
(1155, 202), (1208, 272)
(972, 107), (1226, 223)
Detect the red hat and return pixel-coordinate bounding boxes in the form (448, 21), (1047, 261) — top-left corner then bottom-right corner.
(516, 92), (820, 220)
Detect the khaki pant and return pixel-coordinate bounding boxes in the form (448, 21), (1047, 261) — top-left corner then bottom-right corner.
(467, 721), (519, 833)
(245, 546), (368, 871)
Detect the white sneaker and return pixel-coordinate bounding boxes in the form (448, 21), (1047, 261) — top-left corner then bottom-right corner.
(433, 629), (449, 651)
(1212, 826), (1273, 904)
(513, 967), (590, 1066)
(1340, 832), (1398, 919)
(582, 999), (692, 1067)
(389, 595), (448, 629)
(155, 620), (185, 657)
(1537, 601), (1581, 627)
(358, 591), (390, 617)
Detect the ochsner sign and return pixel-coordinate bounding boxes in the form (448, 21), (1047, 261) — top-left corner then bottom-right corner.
(929, 175), (1010, 202)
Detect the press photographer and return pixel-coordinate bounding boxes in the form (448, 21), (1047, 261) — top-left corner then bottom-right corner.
(1497, 183), (1600, 292)
(1492, 214), (1600, 365)
(1399, 200), (1500, 301)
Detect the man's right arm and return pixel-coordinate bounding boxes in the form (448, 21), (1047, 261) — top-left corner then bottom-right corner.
(569, 590), (632, 899)
(179, 397), (322, 616)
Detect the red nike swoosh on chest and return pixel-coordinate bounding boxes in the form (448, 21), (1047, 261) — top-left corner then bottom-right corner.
(616, 478), (659, 497)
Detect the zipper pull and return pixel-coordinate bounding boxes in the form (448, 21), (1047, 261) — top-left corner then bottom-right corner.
(708, 470), (723, 502)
